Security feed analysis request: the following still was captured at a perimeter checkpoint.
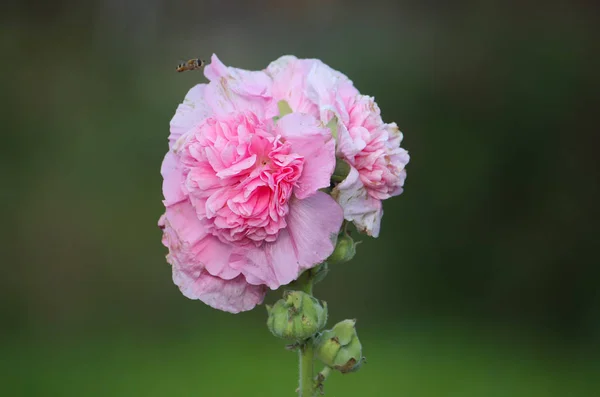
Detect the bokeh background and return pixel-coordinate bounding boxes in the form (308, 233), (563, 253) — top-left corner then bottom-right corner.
(2, 1), (599, 396)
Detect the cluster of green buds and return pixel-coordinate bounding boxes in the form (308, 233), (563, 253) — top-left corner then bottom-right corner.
(264, 164), (367, 394)
(266, 290), (328, 342)
(314, 319), (365, 373)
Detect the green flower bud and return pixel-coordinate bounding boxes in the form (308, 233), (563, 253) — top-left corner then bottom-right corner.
(326, 231), (359, 265)
(267, 291), (328, 341)
(314, 319), (365, 373)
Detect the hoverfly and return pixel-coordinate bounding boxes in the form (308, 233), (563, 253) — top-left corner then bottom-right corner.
(176, 58), (206, 73)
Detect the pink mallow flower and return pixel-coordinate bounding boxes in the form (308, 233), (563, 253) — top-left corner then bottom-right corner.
(159, 55), (343, 313)
(265, 56), (410, 237)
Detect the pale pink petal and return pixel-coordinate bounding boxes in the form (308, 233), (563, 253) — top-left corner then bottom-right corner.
(205, 54), (272, 97)
(203, 55), (272, 118)
(244, 192), (343, 288)
(265, 56), (319, 118)
(332, 167), (383, 237)
(237, 250), (278, 288)
(173, 269), (266, 313)
(169, 84), (212, 148)
(164, 201), (208, 245)
(202, 78), (236, 117)
(161, 152), (187, 206)
(264, 55), (298, 82)
(204, 77), (270, 119)
(162, 205), (240, 281)
(286, 192), (344, 270)
(203, 54), (230, 80)
(194, 236), (240, 280)
(276, 113), (336, 199)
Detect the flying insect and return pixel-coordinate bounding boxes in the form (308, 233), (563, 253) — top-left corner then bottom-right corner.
(176, 58), (206, 72)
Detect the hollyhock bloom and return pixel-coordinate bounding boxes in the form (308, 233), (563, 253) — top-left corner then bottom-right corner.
(159, 55), (343, 313)
(265, 56), (409, 237)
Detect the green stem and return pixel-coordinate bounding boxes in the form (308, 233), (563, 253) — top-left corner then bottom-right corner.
(299, 279), (313, 295)
(290, 269), (314, 295)
(296, 269), (316, 396)
(298, 341), (315, 396)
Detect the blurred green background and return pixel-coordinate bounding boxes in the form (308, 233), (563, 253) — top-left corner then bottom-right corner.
(1, 1), (599, 396)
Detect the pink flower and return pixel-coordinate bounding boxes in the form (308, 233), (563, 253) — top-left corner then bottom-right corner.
(265, 56), (409, 237)
(159, 55), (343, 313)
(334, 95), (409, 237)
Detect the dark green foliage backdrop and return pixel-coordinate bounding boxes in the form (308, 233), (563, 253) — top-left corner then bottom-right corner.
(1, 1), (598, 395)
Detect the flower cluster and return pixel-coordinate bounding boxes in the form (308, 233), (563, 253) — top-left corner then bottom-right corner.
(159, 55), (409, 313)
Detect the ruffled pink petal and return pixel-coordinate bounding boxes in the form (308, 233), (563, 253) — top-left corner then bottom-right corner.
(161, 152), (187, 206)
(305, 61), (357, 125)
(276, 113), (336, 199)
(186, 164), (223, 192)
(336, 124), (368, 159)
(169, 84), (212, 148)
(332, 167), (383, 237)
(243, 192), (343, 288)
(215, 154), (257, 178)
(173, 269), (266, 313)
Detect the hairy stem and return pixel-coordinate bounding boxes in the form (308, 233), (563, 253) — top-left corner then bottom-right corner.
(299, 279), (313, 295)
(291, 268), (314, 295)
(298, 341), (315, 396)
(296, 269), (316, 396)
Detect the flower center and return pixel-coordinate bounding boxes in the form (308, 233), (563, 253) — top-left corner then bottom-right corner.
(182, 112), (304, 246)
